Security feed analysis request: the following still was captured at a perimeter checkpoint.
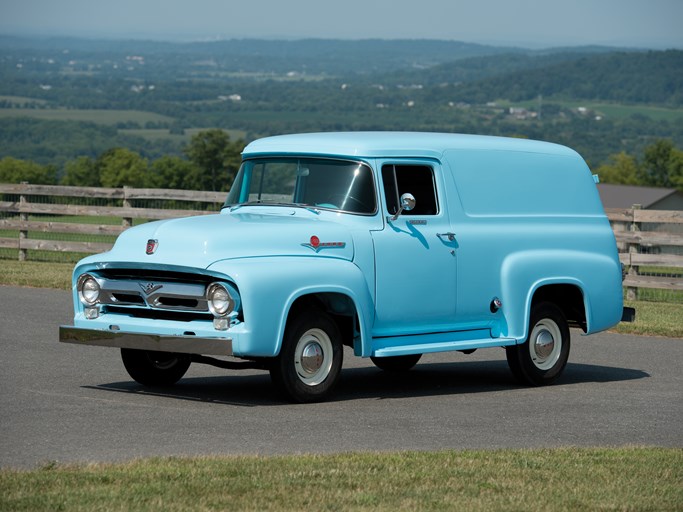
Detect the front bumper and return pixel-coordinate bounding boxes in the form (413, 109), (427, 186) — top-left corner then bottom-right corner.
(59, 326), (233, 356)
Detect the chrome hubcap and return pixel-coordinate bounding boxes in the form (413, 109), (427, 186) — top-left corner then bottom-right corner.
(294, 328), (333, 386)
(300, 342), (324, 373)
(534, 329), (555, 360)
(528, 318), (562, 370)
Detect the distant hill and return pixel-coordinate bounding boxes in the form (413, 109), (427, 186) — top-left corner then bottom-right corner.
(377, 51), (610, 85)
(433, 50), (683, 106)
(0, 35), (528, 75)
(0, 36), (680, 168)
(0, 35), (640, 81)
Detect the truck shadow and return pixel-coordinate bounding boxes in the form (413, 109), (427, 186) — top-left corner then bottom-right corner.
(338, 361), (649, 401)
(86, 361), (649, 406)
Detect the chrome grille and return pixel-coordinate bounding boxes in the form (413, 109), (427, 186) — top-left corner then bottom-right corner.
(94, 275), (209, 313)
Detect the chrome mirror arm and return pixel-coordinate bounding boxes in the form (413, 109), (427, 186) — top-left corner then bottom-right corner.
(388, 193), (416, 222)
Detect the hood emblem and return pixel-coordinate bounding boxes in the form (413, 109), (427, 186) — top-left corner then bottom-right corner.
(302, 235), (346, 253)
(146, 239), (158, 255)
(140, 282), (163, 295)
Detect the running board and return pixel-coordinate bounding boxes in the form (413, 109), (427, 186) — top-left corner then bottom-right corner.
(372, 336), (517, 358)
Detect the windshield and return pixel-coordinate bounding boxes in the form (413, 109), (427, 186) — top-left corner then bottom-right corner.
(224, 158), (376, 214)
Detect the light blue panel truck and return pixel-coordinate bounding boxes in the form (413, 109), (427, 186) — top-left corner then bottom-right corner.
(60, 132), (634, 402)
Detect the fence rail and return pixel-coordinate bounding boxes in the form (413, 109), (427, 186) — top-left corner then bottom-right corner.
(0, 183), (225, 260)
(606, 206), (683, 300)
(1, 184), (682, 301)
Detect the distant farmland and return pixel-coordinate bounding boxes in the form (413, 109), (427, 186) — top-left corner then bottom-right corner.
(0, 108), (174, 125)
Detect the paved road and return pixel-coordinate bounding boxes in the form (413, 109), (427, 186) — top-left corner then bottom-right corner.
(1, 285), (681, 468)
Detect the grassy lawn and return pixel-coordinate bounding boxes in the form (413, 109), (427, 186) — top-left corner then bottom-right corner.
(0, 260), (74, 289)
(1, 448), (681, 511)
(613, 300), (683, 338)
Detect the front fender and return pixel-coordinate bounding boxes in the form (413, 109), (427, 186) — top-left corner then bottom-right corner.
(208, 257), (374, 357)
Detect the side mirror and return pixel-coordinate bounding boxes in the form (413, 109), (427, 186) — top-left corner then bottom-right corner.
(389, 193), (416, 221)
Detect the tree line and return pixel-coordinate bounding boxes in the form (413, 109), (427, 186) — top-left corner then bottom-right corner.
(1, 132), (680, 193)
(595, 139), (683, 190)
(0, 129), (244, 192)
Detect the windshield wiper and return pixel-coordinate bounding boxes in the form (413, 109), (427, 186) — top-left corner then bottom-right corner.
(227, 201), (320, 215)
(295, 204), (321, 215)
(226, 200), (268, 212)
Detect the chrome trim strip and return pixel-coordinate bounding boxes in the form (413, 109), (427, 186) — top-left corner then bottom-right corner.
(59, 326), (233, 356)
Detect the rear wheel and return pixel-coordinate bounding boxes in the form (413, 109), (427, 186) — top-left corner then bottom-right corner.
(121, 349), (191, 387)
(506, 302), (570, 386)
(270, 309), (343, 403)
(371, 354), (422, 372)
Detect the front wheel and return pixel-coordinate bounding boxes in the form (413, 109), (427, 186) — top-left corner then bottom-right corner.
(506, 302), (570, 386)
(121, 348), (191, 387)
(270, 309), (343, 403)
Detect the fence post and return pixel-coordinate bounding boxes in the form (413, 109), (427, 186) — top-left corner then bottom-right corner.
(122, 186), (133, 229)
(18, 182), (28, 261)
(626, 204), (641, 301)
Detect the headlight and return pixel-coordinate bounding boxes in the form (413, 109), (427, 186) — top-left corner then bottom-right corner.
(206, 282), (235, 317)
(78, 274), (100, 306)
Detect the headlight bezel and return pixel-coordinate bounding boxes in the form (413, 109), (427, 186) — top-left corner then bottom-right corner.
(206, 282), (236, 317)
(77, 273), (101, 306)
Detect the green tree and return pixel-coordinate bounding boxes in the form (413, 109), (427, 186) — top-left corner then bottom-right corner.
(595, 152), (641, 185)
(98, 148), (150, 188)
(61, 156), (100, 187)
(640, 139), (683, 189)
(150, 156), (198, 189)
(669, 150), (683, 191)
(0, 157), (57, 184)
(184, 129), (244, 191)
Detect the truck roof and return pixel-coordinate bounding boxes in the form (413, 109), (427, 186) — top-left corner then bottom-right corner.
(242, 132), (580, 160)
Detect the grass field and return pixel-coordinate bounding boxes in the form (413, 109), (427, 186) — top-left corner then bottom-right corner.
(0, 95), (48, 106)
(499, 99), (683, 122)
(0, 260), (74, 288)
(614, 300), (683, 337)
(0, 108), (174, 125)
(1, 448), (680, 511)
(588, 103), (683, 122)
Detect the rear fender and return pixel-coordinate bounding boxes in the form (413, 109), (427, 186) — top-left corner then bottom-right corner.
(501, 250), (622, 341)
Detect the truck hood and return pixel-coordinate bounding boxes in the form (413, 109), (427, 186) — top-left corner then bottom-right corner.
(99, 208), (355, 268)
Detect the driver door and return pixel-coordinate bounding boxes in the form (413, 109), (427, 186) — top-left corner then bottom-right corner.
(371, 162), (458, 336)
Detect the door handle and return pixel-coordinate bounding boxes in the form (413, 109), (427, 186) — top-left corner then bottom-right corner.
(437, 232), (456, 242)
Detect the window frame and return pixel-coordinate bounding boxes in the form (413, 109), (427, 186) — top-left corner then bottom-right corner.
(380, 162), (441, 217)
(225, 156), (379, 216)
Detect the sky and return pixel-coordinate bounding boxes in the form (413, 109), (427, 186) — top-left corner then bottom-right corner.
(1, 0), (681, 49)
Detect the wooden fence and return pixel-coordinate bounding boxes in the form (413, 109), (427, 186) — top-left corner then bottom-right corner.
(607, 206), (683, 300)
(1, 183), (682, 300)
(0, 183), (224, 260)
